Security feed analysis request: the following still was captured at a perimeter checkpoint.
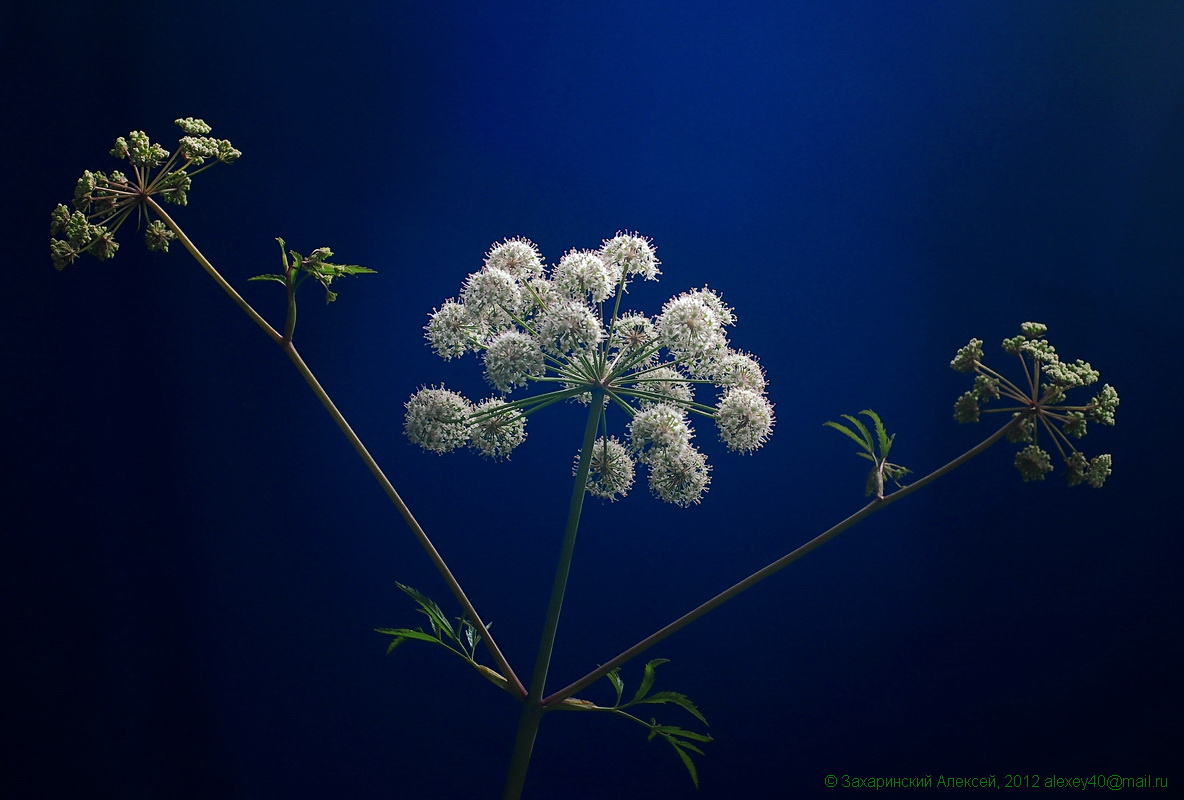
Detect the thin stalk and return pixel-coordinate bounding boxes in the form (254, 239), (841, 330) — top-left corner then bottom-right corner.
(280, 341), (523, 697)
(146, 198), (283, 345)
(149, 199), (525, 698)
(542, 414), (1024, 707)
(502, 391), (605, 800)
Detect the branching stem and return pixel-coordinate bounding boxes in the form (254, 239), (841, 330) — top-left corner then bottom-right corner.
(541, 414), (1025, 708)
(148, 197), (525, 699)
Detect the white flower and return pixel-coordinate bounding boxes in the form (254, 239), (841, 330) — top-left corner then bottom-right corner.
(484, 237), (545, 280)
(523, 276), (560, 315)
(647, 443), (711, 506)
(600, 232), (660, 281)
(715, 387), (774, 453)
(628, 403), (692, 460)
(483, 330), (544, 392)
(708, 350), (767, 394)
(630, 365), (693, 405)
(685, 287), (735, 327)
(536, 298), (603, 354)
(657, 291), (728, 361)
(404, 386), (472, 453)
(424, 299), (477, 359)
(578, 436), (635, 501)
(469, 399), (527, 460)
(554, 249), (620, 303)
(609, 313), (657, 364)
(406, 232), (773, 504)
(461, 267), (523, 331)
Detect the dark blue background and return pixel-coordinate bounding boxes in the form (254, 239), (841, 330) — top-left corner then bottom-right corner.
(7, 2), (1181, 798)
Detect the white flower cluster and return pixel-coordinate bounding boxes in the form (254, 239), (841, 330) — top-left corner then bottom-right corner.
(405, 233), (774, 505)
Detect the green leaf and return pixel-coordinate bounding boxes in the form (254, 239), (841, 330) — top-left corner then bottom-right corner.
(861, 409), (890, 458)
(842, 414), (874, 451)
(320, 263), (377, 277)
(275, 237), (291, 273)
(248, 274), (287, 284)
(374, 627), (444, 646)
(670, 740), (702, 789)
(647, 723), (713, 744)
(824, 420), (873, 455)
(396, 583), (458, 644)
(633, 691), (708, 726)
(645, 722), (711, 789)
(462, 619), (479, 653)
(632, 658), (670, 703)
(607, 668), (625, 707)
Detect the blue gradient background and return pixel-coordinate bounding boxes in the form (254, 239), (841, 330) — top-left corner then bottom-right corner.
(7, 2), (1182, 798)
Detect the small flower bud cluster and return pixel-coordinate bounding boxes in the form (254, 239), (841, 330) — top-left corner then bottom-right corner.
(50, 118), (239, 270)
(951, 322), (1118, 487)
(405, 234), (774, 503)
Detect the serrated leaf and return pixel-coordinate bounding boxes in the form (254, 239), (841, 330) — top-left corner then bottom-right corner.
(374, 627), (443, 646)
(606, 668), (625, 707)
(841, 414), (874, 451)
(824, 420), (873, 455)
(632, 658), (669, 703)
(861, 409), (890, 459)
(248, 274), (287, 284)
(396, 583), (458, 643)
(649, 723), (713, 744)
(462, 619), (479, 653)
(634, 691), (708, 726)
(670, 741), (701, 789)
(316, 263), (376, 277)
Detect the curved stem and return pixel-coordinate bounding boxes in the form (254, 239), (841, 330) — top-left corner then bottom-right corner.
(542, 415), (1024, 708)
(502, 391), (605, 800)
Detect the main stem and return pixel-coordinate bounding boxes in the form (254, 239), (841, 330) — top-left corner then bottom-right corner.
(148, 198), (525, 697)
(543, 414), (1025, 707)
(502, 392), (605, 800)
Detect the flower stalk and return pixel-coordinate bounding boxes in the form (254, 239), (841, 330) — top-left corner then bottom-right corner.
(543, 414), (1023, 708)
(502, 391), (605, 799)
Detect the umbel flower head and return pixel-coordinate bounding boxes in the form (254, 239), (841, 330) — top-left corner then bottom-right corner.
(951, 322), (1118, 487)
(405, 234), (775, 506)
(50, 118), (240, 271)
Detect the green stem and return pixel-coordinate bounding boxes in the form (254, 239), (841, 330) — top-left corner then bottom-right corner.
(542, 415), (1024, 708)
(283, 263), (297, 343)
(502, 391), (605, 800)
(149, 198), (525, 698)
